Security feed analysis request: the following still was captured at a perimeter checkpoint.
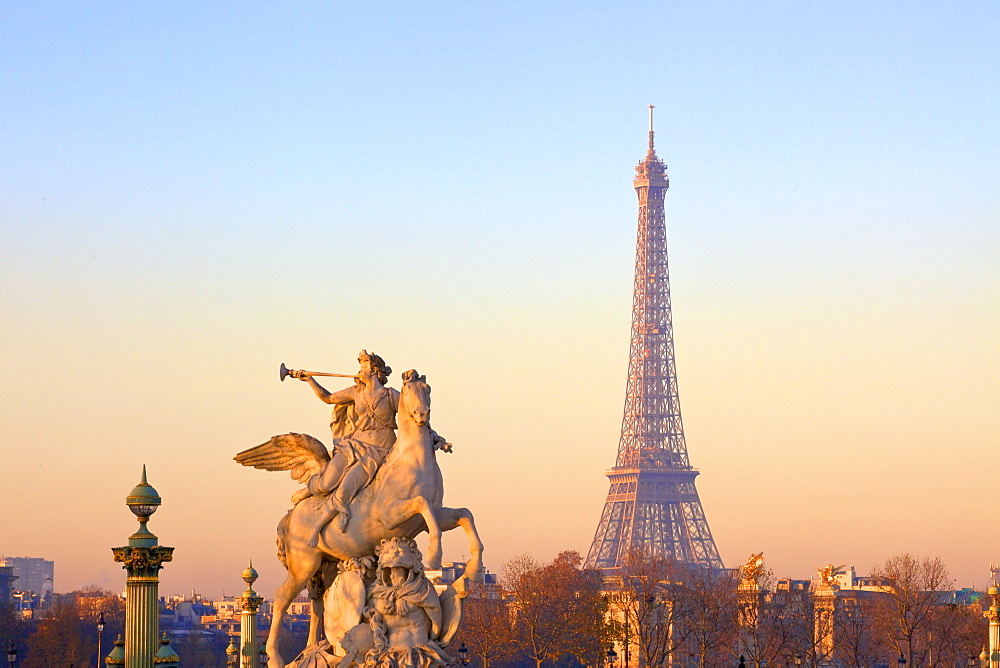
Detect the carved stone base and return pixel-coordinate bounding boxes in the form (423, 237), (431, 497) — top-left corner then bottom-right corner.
(288, 641), (340, 668)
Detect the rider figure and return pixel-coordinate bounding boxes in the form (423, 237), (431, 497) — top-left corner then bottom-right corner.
(291, 350), (399, 545)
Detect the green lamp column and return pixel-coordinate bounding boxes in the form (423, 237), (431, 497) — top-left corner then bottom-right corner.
(154, 632), (180, 668)
(106, 635), (126, 666)
(112, 466), (174, 668)
(237, 561), (264, 668)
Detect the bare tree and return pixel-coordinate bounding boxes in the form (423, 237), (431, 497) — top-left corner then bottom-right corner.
(730, 555), (797, 668)
(774, 581), (823, 667)
(924, 601), (988, 667)
(503, 551), (609, 668)
(832, 594), (891, 667)
(76, 585), (127, 658)
(0, 603), (27, 663)
(606, 547), (699, 668)
(870, 554), (953, 666)
(453, 584), (516, 668)
(21, 596), (86, 667)
(680, 566), (738, 667)
(17, 587), (128, 667)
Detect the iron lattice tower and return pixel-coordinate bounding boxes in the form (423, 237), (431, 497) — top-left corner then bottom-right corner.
(585, 107), (723, 572)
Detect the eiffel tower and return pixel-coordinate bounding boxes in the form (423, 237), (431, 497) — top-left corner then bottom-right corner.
(584, 107), (724, 572)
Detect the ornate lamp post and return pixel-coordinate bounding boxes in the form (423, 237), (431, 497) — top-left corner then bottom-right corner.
(112, 467), (175, 668)
(106, 635), (126, 666)
(986, 585), (1000, 668)
(154, 632), (179, 668)
(226, 637), (238, 668)
(97, 611), (106, 666)
(607, 647), (617, 668)
(794, 653), (802, 668)
(458, 642), (468, 666)
(237, 561), (264, 668)
(6, 641), (16, 667)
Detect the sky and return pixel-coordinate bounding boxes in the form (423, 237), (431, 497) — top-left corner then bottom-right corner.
(1, 1), (997, 599)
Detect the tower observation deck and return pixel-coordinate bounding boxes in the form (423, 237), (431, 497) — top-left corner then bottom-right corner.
(584, 107), (724, 572)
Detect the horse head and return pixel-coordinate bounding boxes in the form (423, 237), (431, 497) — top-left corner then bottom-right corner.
(399, 369), (431, 428)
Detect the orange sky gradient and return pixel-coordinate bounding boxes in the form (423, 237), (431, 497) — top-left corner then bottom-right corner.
(2, 2), (997, 599)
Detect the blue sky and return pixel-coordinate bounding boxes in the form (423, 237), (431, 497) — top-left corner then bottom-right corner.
(2, 2), (997, 596)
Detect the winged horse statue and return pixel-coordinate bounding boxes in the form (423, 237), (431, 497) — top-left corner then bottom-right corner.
(235, 368), (484, 668)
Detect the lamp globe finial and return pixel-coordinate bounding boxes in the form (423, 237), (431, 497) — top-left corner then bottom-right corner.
(242, 559), (259, 586)
(126, 465), (161, 518)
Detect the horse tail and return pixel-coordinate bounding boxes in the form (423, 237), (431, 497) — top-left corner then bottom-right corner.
(276, 509), (292, 568)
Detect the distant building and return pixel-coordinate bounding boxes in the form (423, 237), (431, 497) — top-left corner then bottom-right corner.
(775, 577), (811, 593)
(0, 556), (54, 596)
(809, 565), (892, 593)
(937, 587), (986, 606)
(214, 598), (241, 618)
(10, 590), (41, 618)
(425, 562), (497, 592)
(0, 566), (16, 605)
(288, 596), (311, 618)
(199, 615), (241, 636)
(808, 564), (989, 663)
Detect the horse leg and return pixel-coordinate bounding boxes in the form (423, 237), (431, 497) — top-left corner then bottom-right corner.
(435, 506), (485, 582)
(267, 548), (324, 668)
(306, 566), (327, 648)
(381, 496), (444, 569)
(310, 558), (340, 647)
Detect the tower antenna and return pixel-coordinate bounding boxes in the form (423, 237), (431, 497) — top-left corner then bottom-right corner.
(648, 104), (655, 152)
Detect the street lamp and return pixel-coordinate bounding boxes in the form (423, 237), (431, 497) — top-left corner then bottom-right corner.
(624, 616), (631, 668)
(226, 636), (238, 668)
(6, 642), (16, 667)
(898, 656), (907, 668)
(97, 611), (106, 667)
(458, 642), (468, 666)
(607, 648), (618, 668)
(794, 653), (802, 668)
(968, 655), (977, 668)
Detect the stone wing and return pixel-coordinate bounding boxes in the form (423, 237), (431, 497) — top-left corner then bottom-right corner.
(233, 432), (330, 484)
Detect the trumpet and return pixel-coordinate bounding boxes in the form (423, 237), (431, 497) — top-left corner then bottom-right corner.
(279, 363), (359, 382)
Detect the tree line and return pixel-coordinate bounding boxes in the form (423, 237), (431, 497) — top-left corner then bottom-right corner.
(0, 552), (988, 667)
(0, 585), (246, 667)
(453, 550), (989, 668)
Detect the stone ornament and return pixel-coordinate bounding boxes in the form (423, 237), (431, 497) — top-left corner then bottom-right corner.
(816, 563), (846, 590)
(112, 546), (174, 577)
(740, 552), (766, 588)
(235, 352), (484, 668)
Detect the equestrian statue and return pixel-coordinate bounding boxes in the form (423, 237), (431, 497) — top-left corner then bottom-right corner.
(235, 351), (485, 668)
